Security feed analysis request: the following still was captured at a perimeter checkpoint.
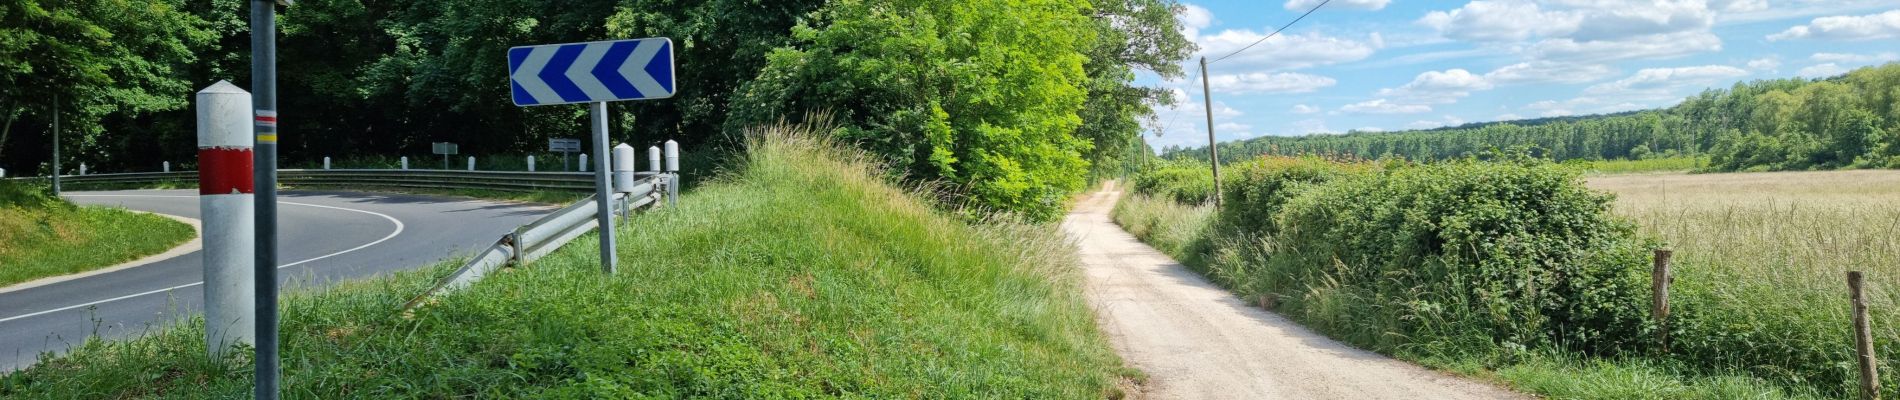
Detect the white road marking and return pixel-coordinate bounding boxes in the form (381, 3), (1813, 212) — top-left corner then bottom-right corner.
(0, 195), (406, 324)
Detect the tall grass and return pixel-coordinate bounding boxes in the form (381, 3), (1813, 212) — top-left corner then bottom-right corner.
(1, 125), (1125, 398)
(0, 180), (196, 287)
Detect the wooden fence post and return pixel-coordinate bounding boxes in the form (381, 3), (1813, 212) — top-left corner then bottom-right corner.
(1653, 249), (1672, 352)
(1851, 270), (1881, 400)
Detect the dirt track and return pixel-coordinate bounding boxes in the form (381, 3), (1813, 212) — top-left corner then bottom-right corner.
(1063, 183), (1524, 400)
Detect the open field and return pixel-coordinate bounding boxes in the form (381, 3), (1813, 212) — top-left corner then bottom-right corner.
(0, 182), (197, 288)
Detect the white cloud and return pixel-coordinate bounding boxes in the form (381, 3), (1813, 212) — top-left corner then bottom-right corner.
(1563, 1), (1715, 42)
(1811, 52), (1900, 63)
(1483, 61), (1617, 84)
(1377, 69), (1494, 103)
(1177, 4), (1213, 39)
(1709, 0), (1768, 13)
(1496, 113), (1525, 121)
(1341, 99), (1432, 114)
(1291, 104), (1321, 114)
(1286, 0), (1388, 11)
(1407, 115), (1469, 130)
(1768, 10), (1900, 41)
(1746, 57), (1782, 71)
(1195, 31), (1377, 71)
(1418, 1), (1580, 42)
(1530, 31), (1722, 62)
(1798, 63), (1850, 78)
(1584, 65), (1749, 96)
(1216, 122), (1252, 132)
(1206, 72), (1338, 94)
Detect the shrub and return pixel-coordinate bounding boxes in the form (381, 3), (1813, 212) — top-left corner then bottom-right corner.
(1263, 161), (1655, 357)
(1129, 162), (1213, 204)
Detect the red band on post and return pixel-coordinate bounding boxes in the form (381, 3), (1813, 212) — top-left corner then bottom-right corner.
(199, 147), (255, 195)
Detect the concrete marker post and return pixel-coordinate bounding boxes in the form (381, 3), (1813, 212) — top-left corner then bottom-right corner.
(323, 156), (330, 170)
(195, 81), (257, 358)
(579, 153), (589, 172)
(468, 156), (476, 171)
(400, 156), (408, 170)
(79, 163), (86, 176)
(164, 161), (171, 173)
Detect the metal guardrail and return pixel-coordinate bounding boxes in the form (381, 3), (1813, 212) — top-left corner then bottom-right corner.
(25, 169), (645, 192)
(399, 174), (670, 311)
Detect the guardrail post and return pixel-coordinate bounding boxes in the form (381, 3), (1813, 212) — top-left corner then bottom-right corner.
(323, 156), (330, 170)
(400, 156), (408, 170)
(527, 155), (535, 172)
(467, 156), (476, 171)
(196, 81), (256, 357)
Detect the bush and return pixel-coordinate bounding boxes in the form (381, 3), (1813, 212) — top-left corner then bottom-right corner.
(1267, 161), (1654, 357)
(1129, 162), (1212, 204)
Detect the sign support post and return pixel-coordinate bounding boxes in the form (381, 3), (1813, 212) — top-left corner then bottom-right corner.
(590, 102), (617, 274)
(250, 1), (283, 398)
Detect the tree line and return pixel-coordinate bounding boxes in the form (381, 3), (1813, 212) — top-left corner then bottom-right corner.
(1165, 62), (1900, 172)
(0, 0), (1193, 220)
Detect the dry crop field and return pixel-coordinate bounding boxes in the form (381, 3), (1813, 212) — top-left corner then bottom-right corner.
(1588, 170), (1900, 389)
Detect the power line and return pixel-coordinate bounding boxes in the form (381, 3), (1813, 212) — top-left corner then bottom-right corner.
(1154, 68), (1201, 141)
(1210, 0), (1331, 64)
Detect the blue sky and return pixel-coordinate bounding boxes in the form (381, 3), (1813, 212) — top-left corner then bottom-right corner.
(1142, 0), (1900, 151)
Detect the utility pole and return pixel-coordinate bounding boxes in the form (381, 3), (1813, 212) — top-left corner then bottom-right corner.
(250, 0), (284, 398)
(1199, 57), (1221, 207)
(51, 93), (60, 196)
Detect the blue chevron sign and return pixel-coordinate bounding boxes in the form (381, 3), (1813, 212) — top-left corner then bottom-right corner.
(508, 38), (676, 106)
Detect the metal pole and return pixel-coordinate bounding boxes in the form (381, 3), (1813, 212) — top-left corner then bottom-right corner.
(250, 0), (281, 397)
(590, 102), (616, 274)
(51, 93), (59, 195)
(1199, 57), (1222, 207)
(197, 81), (256, 357)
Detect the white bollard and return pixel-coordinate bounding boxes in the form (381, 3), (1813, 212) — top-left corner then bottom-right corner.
(527, 155), (536, 172)
(163, 161), (171, 173)
(195, 81), (256, 356)
(468, 156), (476, 171)
(323, 156), (331, 170)
(612, 144), (636, 192)
(78, 163), (86, 176)
(648, 146), (661, 172)
(579, 153), (589, 172)
(664, 140), (680, 172)
(1, 168), (6, 178)
(400, 156), (408, 170)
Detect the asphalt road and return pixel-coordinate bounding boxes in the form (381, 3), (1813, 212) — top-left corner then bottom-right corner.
(0, 189), (555, 371)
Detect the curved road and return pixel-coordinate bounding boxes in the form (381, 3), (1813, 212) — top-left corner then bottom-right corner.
(0, 189), (555, 370)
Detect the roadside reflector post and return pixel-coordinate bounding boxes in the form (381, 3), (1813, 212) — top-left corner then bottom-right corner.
(647, 146), (660, 172)
(527, 155), (535, 172)
(195, 81), (257, 358)
(612, 144), (636, 191)
(400, 156), (408, 170)
(322, 156), (330, 170)
(79, 163), (86, 176)
(579, 153), (589, 172)
(665, 140), (680, 206)
(468, 156), (476, 171)
(164, 161), (171, 173)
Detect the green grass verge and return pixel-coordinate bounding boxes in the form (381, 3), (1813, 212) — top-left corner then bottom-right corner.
(0, 181), (196, 288)
(1, 131), (1126, 398)
(1109, 192), (1820, 399)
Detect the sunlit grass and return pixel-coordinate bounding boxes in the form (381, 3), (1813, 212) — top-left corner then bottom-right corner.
(0, 182), (196, 287)
(1, 128), (1126, 398)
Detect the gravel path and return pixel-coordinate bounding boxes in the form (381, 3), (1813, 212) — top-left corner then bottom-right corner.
(1064, 183), (1525, 400)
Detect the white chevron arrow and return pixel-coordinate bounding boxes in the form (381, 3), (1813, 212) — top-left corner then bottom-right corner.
(621, 40), (669, 99)
(566, 43), (619, 101)
(511, 46), (561, 105)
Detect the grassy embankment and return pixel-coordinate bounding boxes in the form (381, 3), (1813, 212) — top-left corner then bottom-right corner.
(0, 181), (196, 287)
(0, 131), (1128, 398)
(1111, 158), (1875, 399)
